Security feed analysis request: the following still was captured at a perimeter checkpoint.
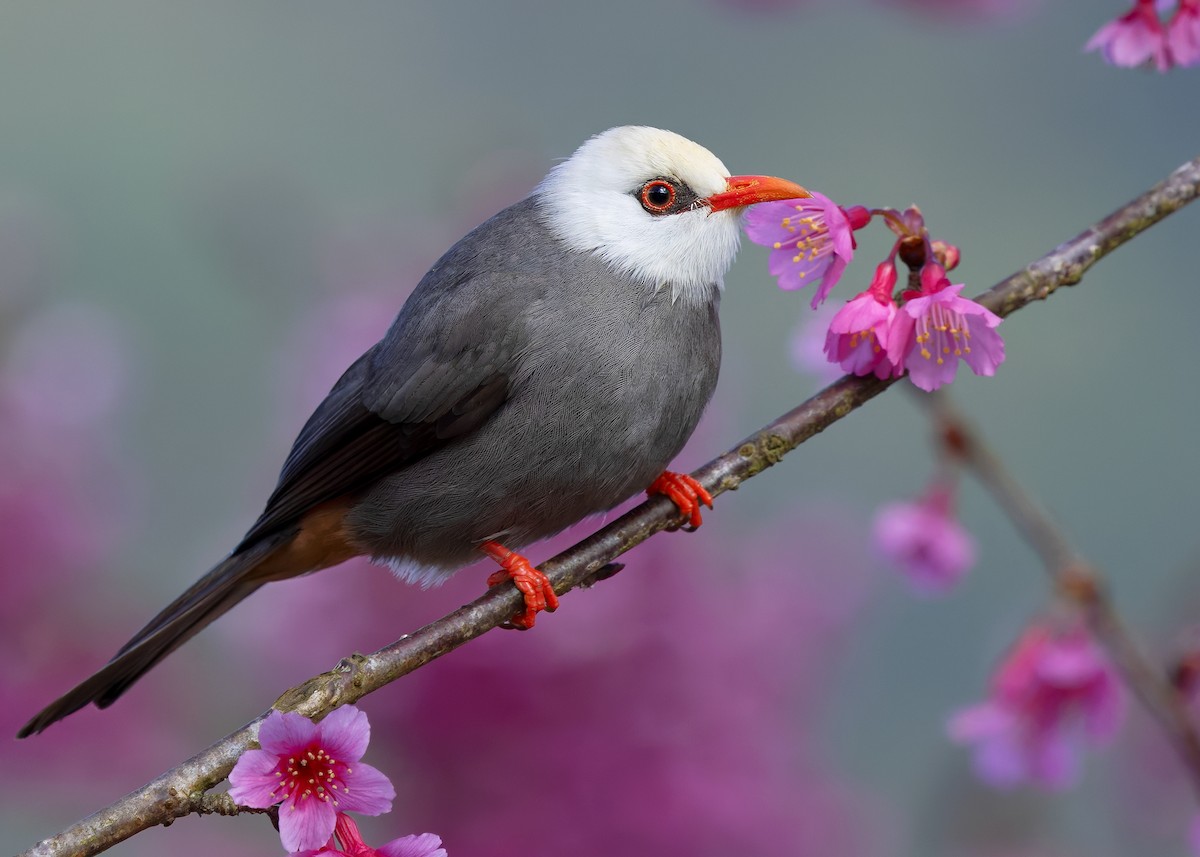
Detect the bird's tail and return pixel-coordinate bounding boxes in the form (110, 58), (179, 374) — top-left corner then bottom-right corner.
(18, 531), (297, 738)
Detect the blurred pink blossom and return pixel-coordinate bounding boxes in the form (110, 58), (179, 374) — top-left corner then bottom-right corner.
(1086, 0), (1172, 71)
(370, 515), (877, 857)
(873, 481), (976, 594)
(789, 302), (846, 384)
(0, 298), (153, 792)
(1168, 0), (1200, 64)
(948, 621), (1125, 790)
(0, 302), (131, 629)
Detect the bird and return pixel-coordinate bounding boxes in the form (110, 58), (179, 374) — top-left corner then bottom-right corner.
(19, 126), (809, 737)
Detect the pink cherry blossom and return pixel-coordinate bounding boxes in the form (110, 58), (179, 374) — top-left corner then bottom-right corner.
(887, 264), (1004, 392)
(823, 261), (899, 380)
(1086, 0), (1171, 71)
(873, 482), (976, 594)
(1168, 0), (1200, 65)
(229, 706), (395, 852)
(948, 622), (1125, 790)
(743, 194), (865, 308)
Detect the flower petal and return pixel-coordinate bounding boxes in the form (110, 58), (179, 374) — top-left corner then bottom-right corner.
(884, 310), (915, 370)
(378, 833), (448, 857)
(828, 294), (891, 334)
(810, 254), (848, 308)
(947, 702), (1013, 743)
(259, 709), (318, 756)
(905, 348), (960, 392)
(317, 705), (371, 763)
(337, 761), (396, 815)
(972, 727), (1028, 789)
(1028, 730), (1079, 791)
(227, 748), (284, 808)
(742, 201), (796, 246)
(962, 317), (1005, 377)
(279, 795), (339, 853)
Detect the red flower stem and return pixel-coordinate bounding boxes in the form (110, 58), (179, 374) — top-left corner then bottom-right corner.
(17, 153), (1200, 857)
(920, 389), (1200, 800)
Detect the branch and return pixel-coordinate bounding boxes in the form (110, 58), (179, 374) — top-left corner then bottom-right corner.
(20, 153), (1200, 857)
(924, 391), (1200, 798)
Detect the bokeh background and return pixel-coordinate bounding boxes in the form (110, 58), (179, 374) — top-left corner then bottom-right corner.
(3, 2), (1199, 855)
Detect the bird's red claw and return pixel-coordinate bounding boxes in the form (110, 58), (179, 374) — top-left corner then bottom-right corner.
(481, 541), (558, 629)
(647, 471), (714, 530)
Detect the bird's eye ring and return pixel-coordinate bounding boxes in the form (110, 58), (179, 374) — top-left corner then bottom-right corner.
(639, 180), (677, 214)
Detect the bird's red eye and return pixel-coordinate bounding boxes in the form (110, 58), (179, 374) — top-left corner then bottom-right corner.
(639, 180), (677, 213)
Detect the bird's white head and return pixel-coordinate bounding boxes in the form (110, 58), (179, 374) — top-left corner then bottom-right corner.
(535, 126), (809, 304)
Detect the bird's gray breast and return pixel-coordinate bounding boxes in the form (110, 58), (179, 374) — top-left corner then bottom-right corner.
(348, 198), (721, 570)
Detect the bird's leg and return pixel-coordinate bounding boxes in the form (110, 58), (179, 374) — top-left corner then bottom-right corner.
(480, 541), (558, 629)
(647, 471), (714, 531)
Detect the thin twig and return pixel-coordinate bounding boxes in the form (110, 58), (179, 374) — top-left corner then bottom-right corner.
(18, 153), (1200, 857)
(925, 391), (1200, 798)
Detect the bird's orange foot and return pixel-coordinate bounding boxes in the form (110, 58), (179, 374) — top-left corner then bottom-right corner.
(647, 470), (714, 531)
(481, 541), (558, 629)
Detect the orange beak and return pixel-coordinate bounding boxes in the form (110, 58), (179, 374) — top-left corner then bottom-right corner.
(704, 175), (811, 212)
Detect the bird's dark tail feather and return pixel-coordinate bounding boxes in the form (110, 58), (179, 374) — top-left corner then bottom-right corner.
(18, 532), (295, 738)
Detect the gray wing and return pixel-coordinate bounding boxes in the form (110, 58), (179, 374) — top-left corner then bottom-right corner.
(236, 270), (545, 551)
